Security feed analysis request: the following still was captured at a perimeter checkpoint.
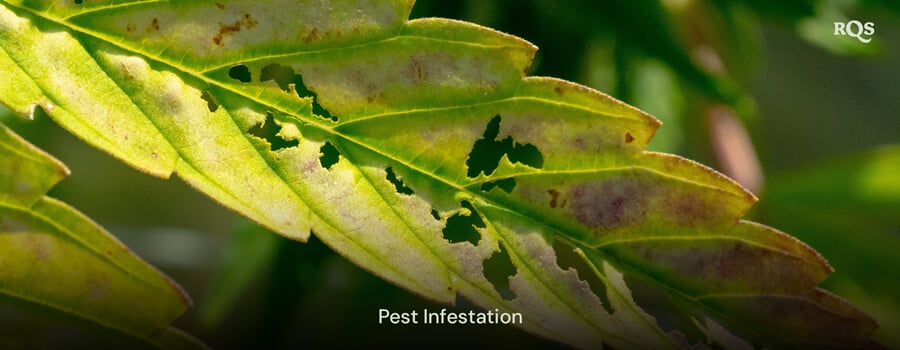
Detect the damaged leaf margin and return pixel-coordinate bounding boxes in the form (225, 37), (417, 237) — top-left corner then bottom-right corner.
(0, 1), (881, 348)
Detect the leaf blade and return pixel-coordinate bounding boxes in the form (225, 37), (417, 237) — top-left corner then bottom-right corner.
(0, 123), (200, 348)
(0, 1), (880, 348)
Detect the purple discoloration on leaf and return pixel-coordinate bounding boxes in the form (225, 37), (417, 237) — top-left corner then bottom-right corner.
(570, 178), (650, 230)
(665, 192), (718, 227)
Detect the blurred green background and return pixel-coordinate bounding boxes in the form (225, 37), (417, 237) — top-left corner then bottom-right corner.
(1, 0), (898, 348)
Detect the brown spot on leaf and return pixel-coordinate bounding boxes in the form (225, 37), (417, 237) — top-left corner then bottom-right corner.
(409, 58), (425, 83)
(548, 189), (560, 208)
(625, 132), (634, 143)
(303, 28), (320, 44)
(570, 179), (650, 230)
(147, 18), (159, 32)
(120, 63), (134, 79)
(554, 85), (563, 96)
(215, 2), (224, 9)
(126, 21), (136, 33)
(243, 14), (257, 28)
(212, 14), (257, 46)
(573, 138), (586, 150)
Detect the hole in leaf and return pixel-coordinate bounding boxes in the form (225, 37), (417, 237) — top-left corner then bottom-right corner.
(319, 142), (340, 169)
(248, 112), (298, 151)
(430, 209), (440, 220)
(385, 167), (413, 195)
(228, 64), (251, 83)
(260, 63), (295, 92)
(441, 201), (483, 246)
(480, 178), (516, 193)
(466, 115), (544, 178)
(74, 0), (83, 4)
(551, 239), (612, 314)
(259, 63), (337, 122)
(201, 90), (219, 112)
(622, 273), (705, 342)
(483, 242), (517, 301)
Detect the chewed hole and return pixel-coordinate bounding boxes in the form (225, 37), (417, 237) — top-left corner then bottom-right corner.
(260, 63), (294, 92)
(483, 242), (517, 301)
(622, 272), (704, 342)
(466, 115), (544, 178)
(441, 201), (483, 245)
(228, 64), (251, 83)
(385, 167), (413, 195)
(319, 142), (340, 169)
(248, 112), (298, 151)
(201, 90), (219, 112)
(259, 63), (337, 122)
(552, 239), (611, 314)
(480, 178), (516, 193)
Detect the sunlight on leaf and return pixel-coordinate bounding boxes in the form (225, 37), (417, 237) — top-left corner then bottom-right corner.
(0, 1), (882, 348)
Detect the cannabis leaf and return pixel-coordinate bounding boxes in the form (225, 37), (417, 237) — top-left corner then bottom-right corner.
(0, 1), (879, 348)
(0, 124), (200, 349)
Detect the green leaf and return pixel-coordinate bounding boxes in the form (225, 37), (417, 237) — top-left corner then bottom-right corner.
(0, 1), (879, 348)
(0, 123), (202, 349)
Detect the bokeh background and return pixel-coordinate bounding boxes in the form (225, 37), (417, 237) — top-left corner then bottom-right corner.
(2, 0), (898, 348)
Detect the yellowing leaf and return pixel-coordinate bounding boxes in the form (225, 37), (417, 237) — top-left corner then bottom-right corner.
(0, 1), (880, 348)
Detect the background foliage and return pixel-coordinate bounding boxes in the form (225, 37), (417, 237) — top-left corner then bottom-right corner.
(1, 0), (897, 348)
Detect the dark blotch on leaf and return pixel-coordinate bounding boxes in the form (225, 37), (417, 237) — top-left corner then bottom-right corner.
(466, 115), (543, 178)
(625, 132), (634, 143)
(228, 65), (252, 83)
(213, 14), (257, 46)
(201, 90), (219, 112)
(570, 179), (649, 230)
(442, 202), (483, 245)
(319, 142), (340, 170)
(148, 18), (159, 32)
(248, 112), (298, 151)
(74, 0), (83, 4)
(666, 193), (717, 227)
(385, 167), (413, 195)
(480, 178), (516, 193)
(483, 242), (517, 301)
(548, 189), (560, 208)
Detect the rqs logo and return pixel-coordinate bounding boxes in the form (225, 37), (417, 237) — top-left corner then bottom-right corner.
(834, 20), (875, 43)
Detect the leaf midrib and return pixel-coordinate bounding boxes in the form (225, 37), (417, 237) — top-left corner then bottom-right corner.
(0, 200), (177, 293)
(4, 2), (619, 252)
(9, 5), (762, 347)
